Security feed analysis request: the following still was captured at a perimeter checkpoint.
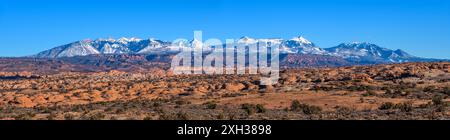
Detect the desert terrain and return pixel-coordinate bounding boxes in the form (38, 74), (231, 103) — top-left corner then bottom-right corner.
(0, 61), (449, 120)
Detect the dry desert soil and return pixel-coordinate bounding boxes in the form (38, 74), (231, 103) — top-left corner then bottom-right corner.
(0, 62), (449, 120)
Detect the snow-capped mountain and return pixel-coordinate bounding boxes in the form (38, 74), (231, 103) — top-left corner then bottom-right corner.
(35, 36), (326, 58)
(280, 36), (327, 54)
(33, 36), (444, 64)
(35, 40), (101, 58)
(232, 36), (326, 54)
(325, 42), (416, 63)
(35, 38), (175, 58)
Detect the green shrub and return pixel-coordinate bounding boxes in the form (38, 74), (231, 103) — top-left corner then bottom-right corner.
(435, 104), (447, 112)
(395, 101), (413, 112)
(379, 102), (413, 112)
(290, 100), (322, 114)
(362, 90), (376, 97)
(290, 100), (302, 111)
(444, 87), (450, 95)
(255, 104), (266, 113)
(176, 111), (191, 120)
(432, 95), (448, 112)
(335, 106), (353, 115)
(432, 95), (444, 106)
(64, 113), (76, 120)
(379, 102), (395, 110)
(241, 103), (266, 115)
(241, 103), (256, 115)
(203, 101), (217, 109)
(216, 113), (225, 120)
(424, 86), (437, 93)
(175, 100), (190, 105)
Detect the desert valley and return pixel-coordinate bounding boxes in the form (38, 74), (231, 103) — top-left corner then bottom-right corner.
(0, 59), (448, 120)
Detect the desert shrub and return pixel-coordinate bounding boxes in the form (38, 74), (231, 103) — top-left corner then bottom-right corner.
(241, 103), (266, 115)
(362, 90), (376, 97)
(384, 90), (395, 97)
(395, 90), (409, 96)
(335, 106), (353, 115)
(348, 85), (369, 91)
(160, 111), (191, 120)
(432, 95), (444, 106)
(64, 113), (76, 120)
(424, 86), (437, 93)
(290, 100), (322, 114)
(379, 102), (395, 110)
(151, 98), (170, 103)
(241, 103), (256, 115)
(222, 108), (239, 120)
(359, 97), (364, 103)
(255, 104), (267, 113)
(152, 102), (161, 107)
(0, 106), (16, 114)
(432, 95), (448, 112)
(290, 100), (302, 111)
(221, 93), (246, 98)
(444, 87), (450, 95)
(300, 105), (322, 114)
(97, 102), (108, 105)
(114, 108), (125, 114)
(176, 111), (190, 120)
(418, 102), (432, 109)
(203, 101), (217, 109)
(87, 112), (106, 120)
(435, 104), (447, 112)
(310, 85), (333, 91)
(394, 101), (413, 112)
(15, 112), (36, 120)
(397, 81), (417, 89)
(379, 102), (413, 112)
(384, 89), (393, 94)
(158, 112), (171, 120)
(216, 113), (225, 120)
(384, 89), (409, 98)
(175, 100), (190, 105)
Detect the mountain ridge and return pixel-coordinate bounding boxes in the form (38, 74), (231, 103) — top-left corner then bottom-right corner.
(33, 36), (447, 64)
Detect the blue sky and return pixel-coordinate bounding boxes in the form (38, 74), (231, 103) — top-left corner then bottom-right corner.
(0, 0), (449, 58)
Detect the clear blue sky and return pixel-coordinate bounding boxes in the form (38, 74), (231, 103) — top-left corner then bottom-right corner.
(1, 0), (449, 58)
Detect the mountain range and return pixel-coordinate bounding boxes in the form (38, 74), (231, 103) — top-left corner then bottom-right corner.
(33, 36), (445, 64)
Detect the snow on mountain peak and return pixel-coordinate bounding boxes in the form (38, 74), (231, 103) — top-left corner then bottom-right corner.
(34, 36), (422, 64)
(117, 37), (142, 44)
(96, 38), (116, 42)
(348, 42), (371, 45)
(238, 36), (257, 44)
(325, 42), (418, 63)
(129, 37), (142, 42)
(290, 36), (312, 44)
(56, 41), (100, 57)
(190, 38), (203, 48)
